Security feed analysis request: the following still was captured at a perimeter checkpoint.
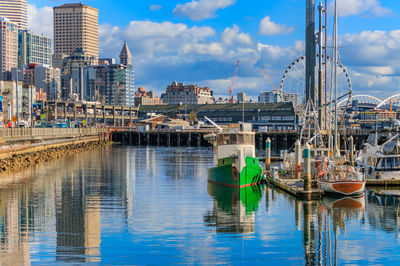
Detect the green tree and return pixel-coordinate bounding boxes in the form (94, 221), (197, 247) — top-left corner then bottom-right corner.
(189, 110), (197, 121)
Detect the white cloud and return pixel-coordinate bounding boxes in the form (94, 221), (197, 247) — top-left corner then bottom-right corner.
(150, 4), (162, 11)
(221, 25), (252, 46)
(28, 4), (53, 37)
(258, 16), (294, 36)
(25, 4), (400, 98)
(173, 0), (235, 21)
(329, 0), (392, 17)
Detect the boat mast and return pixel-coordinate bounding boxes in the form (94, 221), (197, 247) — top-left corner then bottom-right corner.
(333, 0), (340, 158)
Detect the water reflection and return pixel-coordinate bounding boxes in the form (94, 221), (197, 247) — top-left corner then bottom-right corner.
(367, 190), (400, 238)
(0, 149), (113, 263)
(0, 146), (398, 264)
(204, 184), (264, 234)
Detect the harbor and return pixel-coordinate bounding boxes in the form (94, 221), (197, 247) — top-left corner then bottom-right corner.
(0, 145), (398, 264)
(1, 0), (400, 263)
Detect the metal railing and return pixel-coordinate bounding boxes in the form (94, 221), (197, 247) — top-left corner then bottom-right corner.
(0, 128), (107, 139)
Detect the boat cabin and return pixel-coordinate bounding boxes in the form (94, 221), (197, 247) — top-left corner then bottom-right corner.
(214, 131), (256, 170)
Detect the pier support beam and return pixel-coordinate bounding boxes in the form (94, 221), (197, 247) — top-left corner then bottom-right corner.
(265, 138), (271, 172)
(113, 106), (116, 127)
(295, 140), (302, 179)
(303, 142), (312, 192)
(167, 133), (171, 146)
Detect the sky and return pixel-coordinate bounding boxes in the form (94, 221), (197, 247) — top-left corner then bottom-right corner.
(28, 0), (400, 100)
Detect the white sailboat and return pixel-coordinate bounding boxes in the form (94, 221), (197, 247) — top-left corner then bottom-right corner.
(318, 0), (366, 196)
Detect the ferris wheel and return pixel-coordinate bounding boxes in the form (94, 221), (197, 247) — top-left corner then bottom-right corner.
(278, 55), (352, 110)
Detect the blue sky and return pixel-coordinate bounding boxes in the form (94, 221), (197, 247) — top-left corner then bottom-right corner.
(29, 0), (400, 99)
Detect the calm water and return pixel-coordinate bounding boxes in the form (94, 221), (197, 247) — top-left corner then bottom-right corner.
(0, 146), (399, 265)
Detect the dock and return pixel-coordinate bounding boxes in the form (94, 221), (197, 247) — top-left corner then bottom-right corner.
(265, 176), (323, 200)
(366, 179), (400, 188)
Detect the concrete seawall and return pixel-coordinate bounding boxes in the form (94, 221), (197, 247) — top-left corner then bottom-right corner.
(0, 137), (109, 174)
(0, 128), (110, 174)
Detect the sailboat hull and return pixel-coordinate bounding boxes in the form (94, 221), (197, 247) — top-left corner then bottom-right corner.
(320, 180), (365, 196)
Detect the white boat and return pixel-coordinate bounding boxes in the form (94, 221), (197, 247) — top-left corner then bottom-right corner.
(355, 132), (400, 180)
(319, 159), (365, 196)
(318, 0), (366, 197)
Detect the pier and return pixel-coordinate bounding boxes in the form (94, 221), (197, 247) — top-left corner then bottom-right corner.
(266, 177), (324, 200)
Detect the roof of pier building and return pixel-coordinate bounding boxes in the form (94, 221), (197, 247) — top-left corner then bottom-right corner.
(138, 102), (295, 116)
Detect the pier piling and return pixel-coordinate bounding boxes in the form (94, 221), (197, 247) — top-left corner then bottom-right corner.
(265, 138), (271, 172)
(295, 140), (302, 179)
(303, 142), (312, 192)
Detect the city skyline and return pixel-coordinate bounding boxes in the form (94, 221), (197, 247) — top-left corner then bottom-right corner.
(24, 0), (400, 99)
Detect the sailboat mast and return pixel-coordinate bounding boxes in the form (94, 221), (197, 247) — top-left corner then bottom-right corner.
(333, 0), (339, 157)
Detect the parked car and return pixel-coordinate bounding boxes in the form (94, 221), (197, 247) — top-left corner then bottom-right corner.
(55, 123), (67, 128)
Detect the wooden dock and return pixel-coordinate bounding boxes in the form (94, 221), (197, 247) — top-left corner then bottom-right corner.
(366, 179), (400, 188)
(265, 176), (323, 200)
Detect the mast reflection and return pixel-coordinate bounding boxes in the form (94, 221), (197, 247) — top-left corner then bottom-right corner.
(204, 183), (264, 234)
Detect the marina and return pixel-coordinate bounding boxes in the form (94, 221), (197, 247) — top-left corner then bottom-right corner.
(0, 146), (399, 264)
(1, 0), (400, 264)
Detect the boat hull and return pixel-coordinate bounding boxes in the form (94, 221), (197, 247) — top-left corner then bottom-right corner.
(208, 157), (263, 188)
(320, 180), (365, 196)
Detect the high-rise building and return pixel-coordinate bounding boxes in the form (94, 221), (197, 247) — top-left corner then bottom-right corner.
(53, 3), (99, 68)
(83, 43), (135, 106)
(24, 64), (61, 101)
(61, 48), (96, 100)
(0, 17), (18, 80)
(119, 41), (132, 66)
(18, 30), (52, 68)
(0, 0), (27, 30)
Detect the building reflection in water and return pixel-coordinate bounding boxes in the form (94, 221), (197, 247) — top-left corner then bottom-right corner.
(0, 148), (112, 264)
(204, 183), (264, 234)
(55, 153), (102, 263)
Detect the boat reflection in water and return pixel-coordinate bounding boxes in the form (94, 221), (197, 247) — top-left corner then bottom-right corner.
(269, 187), (367, 265)
(367, 190), (400, 238)
(204, 183), (264, 233)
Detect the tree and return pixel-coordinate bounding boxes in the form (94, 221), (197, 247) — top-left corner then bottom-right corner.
(189, 110), (197, 121)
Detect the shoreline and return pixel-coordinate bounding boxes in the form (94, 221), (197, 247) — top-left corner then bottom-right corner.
(0, 137), (110, 175)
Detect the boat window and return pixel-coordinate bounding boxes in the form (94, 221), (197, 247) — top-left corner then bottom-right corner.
(217, 135), (223, 145)
(238, 134), (244, 144)
(387, 157), (394, 169)
(230, 134), (237, 144)
(217, 134), (230, 145)
(394, 157), (400, 168)
(223, 135), (229, 145)
(251, 135), (255, 144)
(381, 158), (386, 169)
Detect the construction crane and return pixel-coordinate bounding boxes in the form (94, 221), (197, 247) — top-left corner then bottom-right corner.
(228, 60), (240, 104)
(262, 68), (276, 91)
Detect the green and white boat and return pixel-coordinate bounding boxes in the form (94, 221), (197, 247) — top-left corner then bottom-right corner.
(206, 123), (264, 188)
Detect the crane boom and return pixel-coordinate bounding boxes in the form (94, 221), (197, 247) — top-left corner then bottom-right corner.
(262, 68), (276, 90)
(228, 60), (240, 103)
